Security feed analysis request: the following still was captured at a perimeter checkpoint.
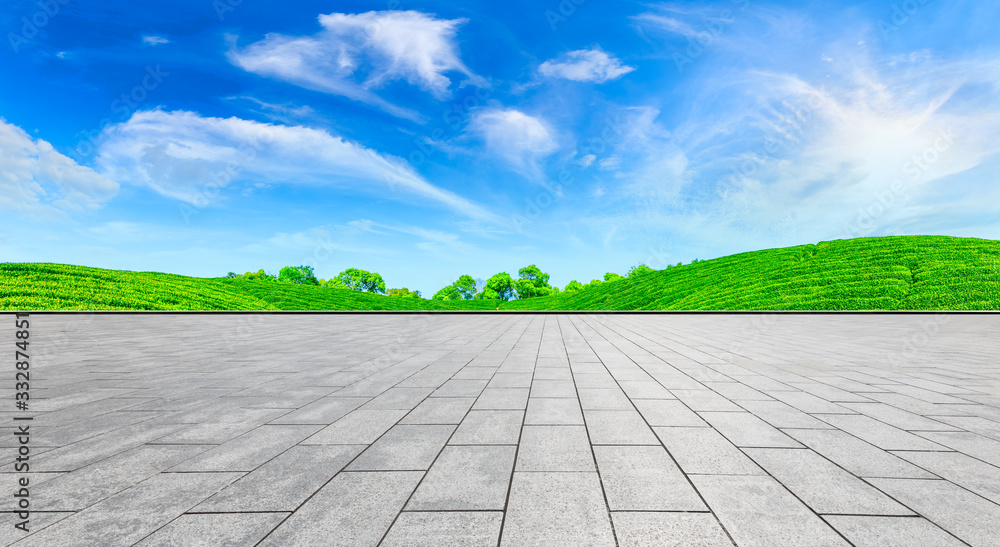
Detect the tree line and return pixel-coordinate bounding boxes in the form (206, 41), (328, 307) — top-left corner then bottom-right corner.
(226, 262), (671, 300)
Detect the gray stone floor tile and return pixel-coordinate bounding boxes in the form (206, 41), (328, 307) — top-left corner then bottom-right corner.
(362, 388), (434, 410)
(611, 512), (733, 547)
(913, 430), (1000, 467)
(487, 373), (533, 388)
(270, 396), (369, 424)
(594, 445), (706, 511)
(26, 421), (188, 472)
(699, 411), (802, 448)
(134, 512), (288, 546)
(572, 373), (618, 389)
(736, 399), (834, 429)
(691, 474), (850, 547)
(259, 471), (423, 547)
(868, 478), (1000, 546)
(671, 390), (743, 411)
(0, 512), (73, 544)
(816, 414), (949, 451)
(931, 415), (1000, 441)
(517, 425), (594, 471)
(577, 388), (633, 409)
(382, 512), (503, 547)
(402, 397), (475, 424)
(501, 471), (615, 547)
(407, 445), (516, 510)
(524, 397), (584, 425)
(766, 390), (852, 414)
(705, 382), (774, 401)
(618, 381), (675, 399)
(301, 408), (408, 444)
(584, 410), (660, 445)
(346, 424), (455, 471)
(450, 410), (524, 445)
(169, 425), (321, 472)
(892, 450), (1000, 504)
(654, 427), (765, 475)
(193, 444), (364, 511)
(473, 388), (530, 410)
(13, 472), (242, 547)
(530, 379), (577, 398)
(154, 408), (290, 444)
(533, 367), (572, 380)
(633, 398), (708, 427)
(744, 448), (913, 515)
(32, 444), (212, 511)
(821, 515), (967, 547)
(432, 379), (489, 398)
(840, 402), (962, 431)
(783, 428), (936, 478)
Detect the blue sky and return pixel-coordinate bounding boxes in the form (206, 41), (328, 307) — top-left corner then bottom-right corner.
(2, 0), (999, 295)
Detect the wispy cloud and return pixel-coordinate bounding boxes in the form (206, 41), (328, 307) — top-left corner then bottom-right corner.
(95, 110), (500, 222)
(142, 35), (170, 46)
(469, 108), (558, 175)
(0, 118), (118, 215)
(539, 48), (635, 83)
(229, 10), (484, 120)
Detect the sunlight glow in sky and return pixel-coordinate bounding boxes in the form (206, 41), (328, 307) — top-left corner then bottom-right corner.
(2, 0), (999, 294)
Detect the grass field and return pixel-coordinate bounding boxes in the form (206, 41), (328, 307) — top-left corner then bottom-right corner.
(2, 235), (998, 310)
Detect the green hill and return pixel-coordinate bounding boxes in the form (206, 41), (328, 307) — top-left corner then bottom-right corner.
(2, 236), (998, 310)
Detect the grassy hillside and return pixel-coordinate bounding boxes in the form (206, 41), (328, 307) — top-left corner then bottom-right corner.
(2, 236), (998, 310)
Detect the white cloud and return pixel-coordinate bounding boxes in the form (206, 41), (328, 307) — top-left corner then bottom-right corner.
(0, 118), (118, 214)
(95, 110), (498, 221)
(229, 10), (483, 119)
(578, 154), (596, 167)
(142, 35), (170, 46)
(469, 108), (558, 172)
(539, 48), (636, 83)
(598, 156), (621, 170)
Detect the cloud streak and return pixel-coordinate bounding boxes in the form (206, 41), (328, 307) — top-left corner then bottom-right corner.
(539, 48), (635, 83)
(95, 110), (500, 222)
(229, 10), (484, 121)
(0, 118), (119, 214)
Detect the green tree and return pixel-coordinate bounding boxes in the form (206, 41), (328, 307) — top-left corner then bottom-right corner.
(279, 265), (319, 285)
(603, 272), (624, 282)
(434, 274), (477, 300)
(515, 264), (553, 299)
(433, 285), (461, 300)
(453, 274), (477, 300)
(387, 287), (422, 298)
(564, 280), (584, 292)
(334, 268), (386, 294)
(479, 272), (516, 300)
(628, 263), (656, 277)
(231, 269), (276, 281)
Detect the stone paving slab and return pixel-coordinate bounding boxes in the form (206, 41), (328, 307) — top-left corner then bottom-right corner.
(3, 313), (999, 546)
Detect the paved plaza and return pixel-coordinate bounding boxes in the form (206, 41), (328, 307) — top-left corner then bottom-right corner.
(3, 313), (1000, 546)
